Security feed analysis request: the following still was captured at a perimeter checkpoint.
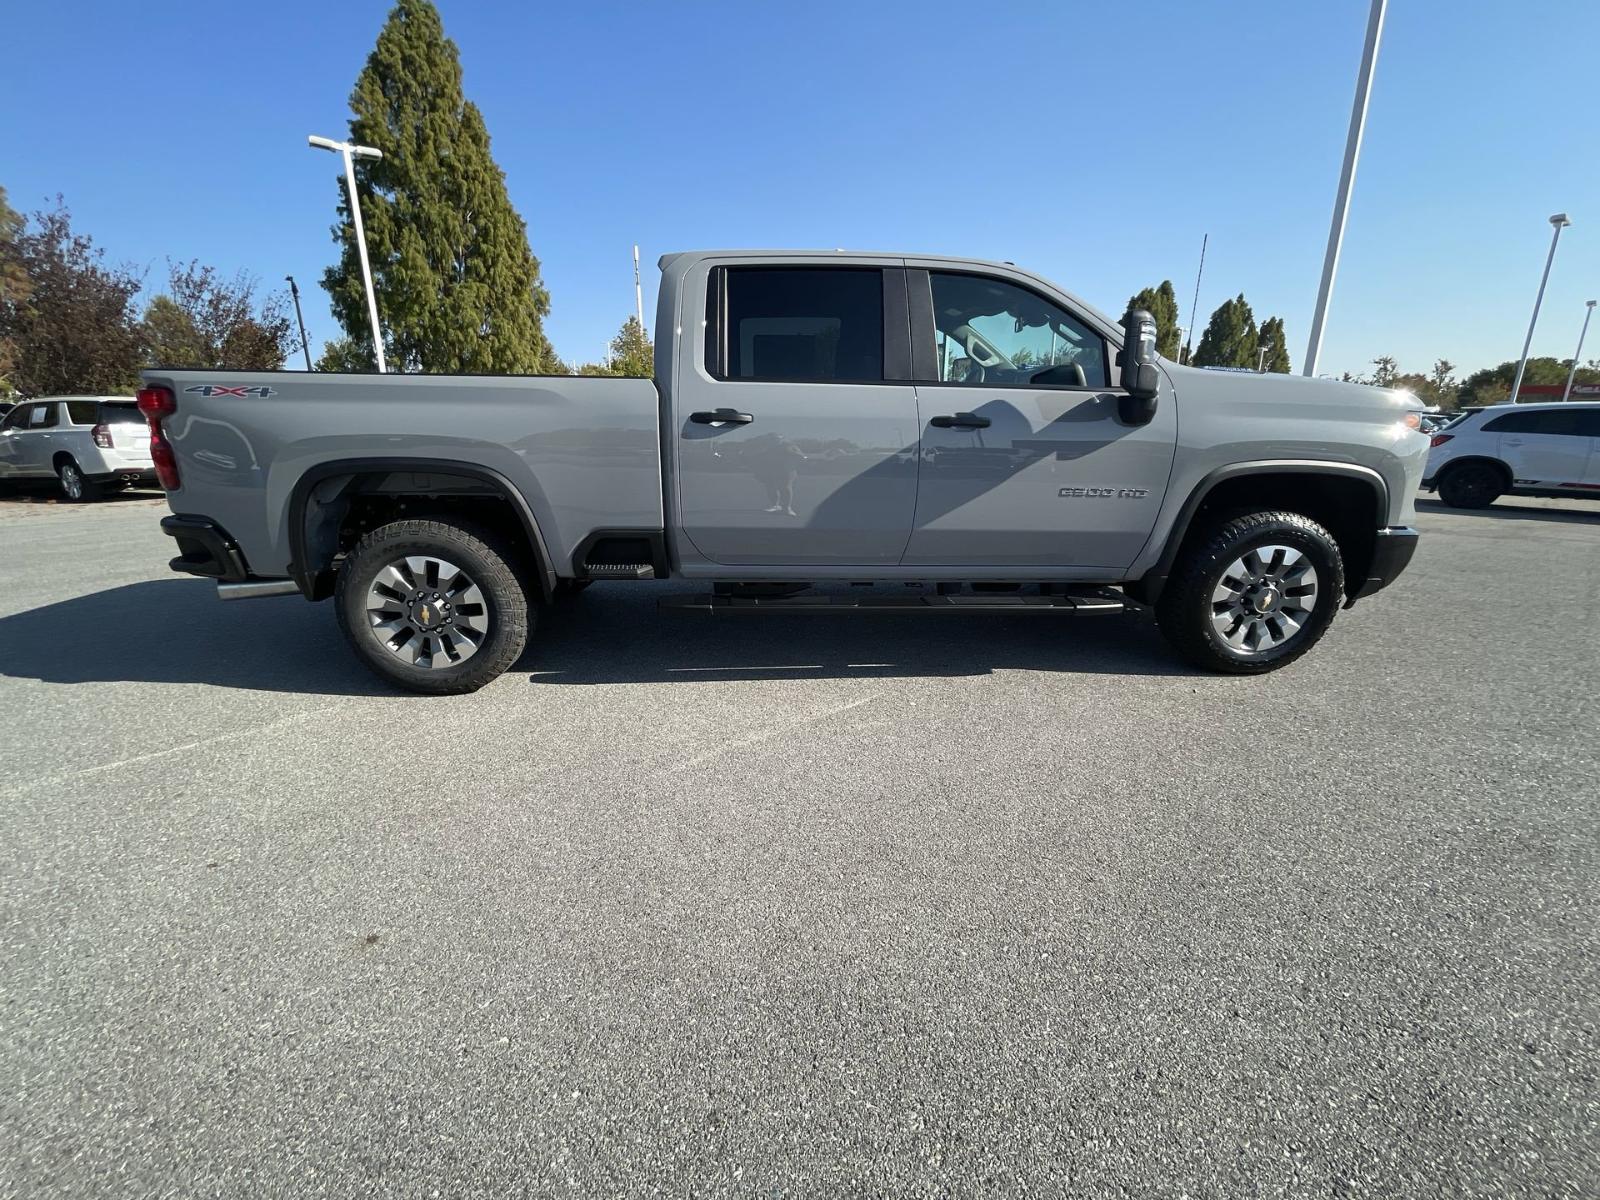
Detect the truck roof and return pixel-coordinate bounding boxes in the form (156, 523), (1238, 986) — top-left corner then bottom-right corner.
(657, 249), (1028, 273)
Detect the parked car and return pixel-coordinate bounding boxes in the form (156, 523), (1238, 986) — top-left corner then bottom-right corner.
(0, 397), (157, 501)
(139, 249), (1427, 693)
(1423, 402), (1600, 507)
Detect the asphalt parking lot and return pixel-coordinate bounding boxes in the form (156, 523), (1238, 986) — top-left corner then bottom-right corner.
(3, 490), (1596, 1197)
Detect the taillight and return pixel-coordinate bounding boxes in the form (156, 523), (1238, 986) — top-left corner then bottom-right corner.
(136, 386), (180, 491)
(1429, 433), (1454, 448)
(91, 423), (113, 449)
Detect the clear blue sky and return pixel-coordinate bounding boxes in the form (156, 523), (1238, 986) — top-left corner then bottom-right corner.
(5, 1), (1597, 379)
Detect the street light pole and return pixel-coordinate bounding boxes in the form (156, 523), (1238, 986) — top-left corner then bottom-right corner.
(308, 134), (386, 373)
(1303, 0), (1387, 378)
(1508, 213), (1571, 405)
(284, 275), (312, 371)
(1560, 298), (1596, 402)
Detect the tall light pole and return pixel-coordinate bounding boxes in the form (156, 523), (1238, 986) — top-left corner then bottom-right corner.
(308, 135), (386, 373)
(1303, 0), (1387, 377)
(284, 275), (312, 371)
(1508, 213), (1571, 405)
(632, 244), (645, 332)
(1561, 298), (1596, 402)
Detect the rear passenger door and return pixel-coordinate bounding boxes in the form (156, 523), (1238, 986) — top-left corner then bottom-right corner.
(675, 264), (921, 566)
(1490, 407), (1592, 488)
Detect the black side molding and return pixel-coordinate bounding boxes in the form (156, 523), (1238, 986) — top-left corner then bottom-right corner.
(160, 515), (251, 582)
(1344, 526), (1419, 607)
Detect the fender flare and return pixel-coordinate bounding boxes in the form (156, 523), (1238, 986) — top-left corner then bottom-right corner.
(1134, 460), (1389, 603)
(284, 456), (557, 602)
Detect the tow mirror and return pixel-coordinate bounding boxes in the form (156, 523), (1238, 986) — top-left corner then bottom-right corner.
(1118, 307), (1160, 425)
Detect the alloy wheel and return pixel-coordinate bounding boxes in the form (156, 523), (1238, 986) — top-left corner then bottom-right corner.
(364, 554), (490, 669)
(1209, 544), (1320, 654)
(60, 463), (83, 500)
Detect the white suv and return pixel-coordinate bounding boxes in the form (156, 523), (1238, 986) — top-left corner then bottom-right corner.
(0, 397), (156, 501)
(1423, 402), (1600, 508)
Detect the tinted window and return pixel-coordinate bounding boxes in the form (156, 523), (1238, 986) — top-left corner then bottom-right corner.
(1483, 408), (1589, 435)
(1482, 410), (1539, 434)
(0, 406), (27, 431)
(67, 401), (98, 424)
(928, 272), (1108, 389)
(28, 403), (59, 429)
(715, 268), (884, 383)
(1573, 406), (1600, 437)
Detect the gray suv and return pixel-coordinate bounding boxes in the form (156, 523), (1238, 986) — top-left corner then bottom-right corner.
(0, 397), (156, 501)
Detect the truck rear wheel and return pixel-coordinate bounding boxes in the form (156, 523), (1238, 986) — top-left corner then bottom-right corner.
(334, 517), (531, 695)
(1155, 511), (1344, 675)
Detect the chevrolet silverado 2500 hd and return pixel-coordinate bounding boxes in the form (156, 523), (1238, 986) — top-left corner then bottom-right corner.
(138, 250), (1425, 693)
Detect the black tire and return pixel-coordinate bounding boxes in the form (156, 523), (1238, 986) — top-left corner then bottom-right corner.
(1436, 461), (1504, 509)
(1156, 511), (1345, 675)
(57, 458), (103, 503)
(334, 517), (532, 695)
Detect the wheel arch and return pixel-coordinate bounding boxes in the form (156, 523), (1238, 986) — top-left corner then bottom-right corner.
(1131, 461), (1388, 604)
(1435, 455), (1512, 486)
(285, 457), (556, 603)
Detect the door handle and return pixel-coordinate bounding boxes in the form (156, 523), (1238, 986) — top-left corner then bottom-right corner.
(1505, 438), (1524, 446)
(690, 408), (754, 425)
(930, 412), (991, 429)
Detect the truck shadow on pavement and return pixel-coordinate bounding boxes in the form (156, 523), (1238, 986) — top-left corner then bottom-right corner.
(3, 580), (1198, 694)
(526, 586), (1200, 684)
(1, 578), (391, 696)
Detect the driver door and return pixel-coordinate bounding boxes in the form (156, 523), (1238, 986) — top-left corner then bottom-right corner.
(903, 268), (1175, 570)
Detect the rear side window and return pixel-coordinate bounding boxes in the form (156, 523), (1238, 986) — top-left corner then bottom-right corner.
(1575, 406), (1600, 437)
(709, 267), (884, 383)
(66, 400), (141, 425)
(1483, 408), (1583, 435)
(28, 403), (59, 429)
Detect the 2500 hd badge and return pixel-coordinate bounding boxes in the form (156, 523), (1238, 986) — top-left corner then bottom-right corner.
(1058, 486), (1150, 499)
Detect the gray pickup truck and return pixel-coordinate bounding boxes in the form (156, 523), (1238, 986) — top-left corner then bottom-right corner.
(138, 250), (1425, 693)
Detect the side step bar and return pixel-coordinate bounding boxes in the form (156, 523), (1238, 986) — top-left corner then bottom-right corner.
(659, 587), (1132, 614)
(217, 578), (301, 601)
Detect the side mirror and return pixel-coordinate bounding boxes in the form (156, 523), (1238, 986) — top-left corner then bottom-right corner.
(1118, 307), (1160, 425)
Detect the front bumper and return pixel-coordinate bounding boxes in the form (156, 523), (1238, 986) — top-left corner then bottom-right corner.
(1345, 525), (1419, 605)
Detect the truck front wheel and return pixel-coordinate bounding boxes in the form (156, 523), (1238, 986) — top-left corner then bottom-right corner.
(334, 517), (532, 695)
(1155, 511), (1344, 674)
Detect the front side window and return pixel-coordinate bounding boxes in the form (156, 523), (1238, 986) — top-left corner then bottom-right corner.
(929, 272), (1108, 389)
(0, 406), (28, 431)
(712, 267), (884, 383)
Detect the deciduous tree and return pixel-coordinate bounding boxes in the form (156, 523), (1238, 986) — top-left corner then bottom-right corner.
(0, 198), (142, 396)
(141, 260), (292, 370)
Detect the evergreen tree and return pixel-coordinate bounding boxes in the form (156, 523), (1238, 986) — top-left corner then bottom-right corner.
(1125, 280), (1181, 360)
(571, 316), (653, 377)
(321, 0), (552, 374)
(1257, 315), (1291, 373)
(1191, 294), (1258, 369)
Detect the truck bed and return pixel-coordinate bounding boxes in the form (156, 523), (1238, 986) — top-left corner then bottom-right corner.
(141, 370), (663, 581)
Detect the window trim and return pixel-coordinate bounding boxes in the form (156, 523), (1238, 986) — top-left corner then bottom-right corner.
(909, 268), (1114, 393)
(702, 264), (908, 387)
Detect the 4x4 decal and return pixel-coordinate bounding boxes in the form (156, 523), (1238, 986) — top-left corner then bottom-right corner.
(183, 384), (276, 398)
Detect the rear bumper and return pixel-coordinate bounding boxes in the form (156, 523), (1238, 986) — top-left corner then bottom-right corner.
(160, 515), (252, 582)
(1345, 525), (1419, 605)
